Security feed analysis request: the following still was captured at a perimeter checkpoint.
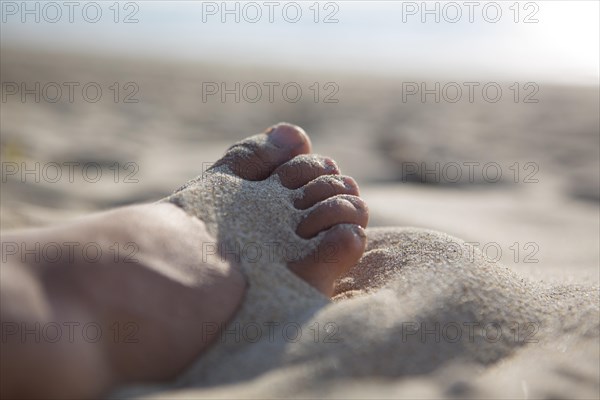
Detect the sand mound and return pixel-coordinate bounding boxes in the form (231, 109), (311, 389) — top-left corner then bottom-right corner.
(111, 165), (599, 399)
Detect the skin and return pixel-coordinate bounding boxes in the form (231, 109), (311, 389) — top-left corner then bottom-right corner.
(0, 124), (368, 399)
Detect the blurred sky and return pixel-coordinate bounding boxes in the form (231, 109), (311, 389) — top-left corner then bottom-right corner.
(2, 1), (599, 84)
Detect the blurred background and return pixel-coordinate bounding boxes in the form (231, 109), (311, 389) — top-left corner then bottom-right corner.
(1, 1), (599, 283)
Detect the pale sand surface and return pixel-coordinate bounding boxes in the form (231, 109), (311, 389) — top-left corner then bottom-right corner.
(1, 49), (599, 398)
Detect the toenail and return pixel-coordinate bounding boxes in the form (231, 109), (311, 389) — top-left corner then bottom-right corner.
(351, 225), (367, 239)
(342, 176), (359, 192)
(323, 158), (339, 173)
(267, 124), (306, 149)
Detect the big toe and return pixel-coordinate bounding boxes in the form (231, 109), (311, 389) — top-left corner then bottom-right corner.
(212, 123), (312, 180)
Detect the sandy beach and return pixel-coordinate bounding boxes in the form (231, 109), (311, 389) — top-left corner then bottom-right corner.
(1, 48), (599, 399)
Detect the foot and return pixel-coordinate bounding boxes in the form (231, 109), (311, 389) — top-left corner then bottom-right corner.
(0, 123), (368, 399)
(167, 123), (369, 297)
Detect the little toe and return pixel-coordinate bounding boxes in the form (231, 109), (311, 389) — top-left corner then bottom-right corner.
(212, 123), (312, 180)
(294, 175), (359, 210)
(274, 155), (339, 189)
(296, 195), (369, 239)
(289, 224), (367, 297)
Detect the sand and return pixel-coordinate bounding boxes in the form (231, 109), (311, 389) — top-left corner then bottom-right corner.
(2, 49), (598, 399)
(161, 148), (351, 384)
(109, 159), (598, 399)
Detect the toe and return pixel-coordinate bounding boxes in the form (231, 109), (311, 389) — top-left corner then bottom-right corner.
(294, 175), (359, 210)
(212, 123), (312, 180)
(296, 195), (369, 239)
(274, 155), (339, 189)
(289, 224), (367, 297)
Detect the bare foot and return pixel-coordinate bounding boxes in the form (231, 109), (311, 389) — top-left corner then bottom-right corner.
(1, 123), (368, 399)
(168, 122), (369, 297)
